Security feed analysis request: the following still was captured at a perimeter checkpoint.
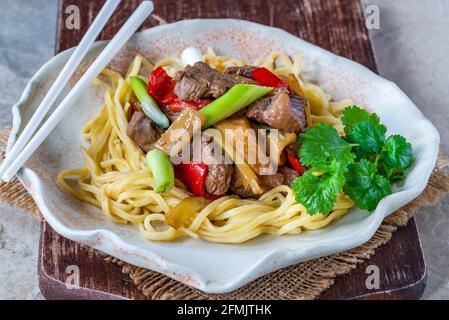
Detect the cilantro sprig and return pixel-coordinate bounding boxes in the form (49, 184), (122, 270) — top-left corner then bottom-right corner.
(291, 106), (414, 215)
(292, 160), (346, 215)
(343, 160), (392, 211)
(299, 123), (355, 166)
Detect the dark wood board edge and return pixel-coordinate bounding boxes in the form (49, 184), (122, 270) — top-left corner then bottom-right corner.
(38, 221), (148, 300)
(360, 222), (427, 300)
(37, 222), (124, 300)
(38, 218), (427, 300)
(319, 217), (427, 300)
(55, 0), (63, 55)
(38, 262), (127, 300)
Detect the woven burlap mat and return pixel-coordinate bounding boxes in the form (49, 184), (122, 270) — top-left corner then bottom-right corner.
(1, 126), (449, 299)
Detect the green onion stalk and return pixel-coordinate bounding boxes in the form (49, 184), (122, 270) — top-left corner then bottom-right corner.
(146, 149), (174, 193)
(199, 84), (272, 128)
(130, 76), (170, 129)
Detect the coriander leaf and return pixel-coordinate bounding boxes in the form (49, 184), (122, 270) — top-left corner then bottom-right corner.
(342, 105), (380, 136)
(299, 123), (354, 167)
(346, 120), (387, 159)
(379, 135), (413, 181)
(344, 159), (392, 211)
(292, 160), (346, 215)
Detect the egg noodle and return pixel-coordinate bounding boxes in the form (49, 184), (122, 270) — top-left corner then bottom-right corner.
(57, 49), (354, 243)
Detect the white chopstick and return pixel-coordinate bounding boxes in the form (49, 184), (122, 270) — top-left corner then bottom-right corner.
(1, 1), (154, 182)
(0, 0), (121, 178)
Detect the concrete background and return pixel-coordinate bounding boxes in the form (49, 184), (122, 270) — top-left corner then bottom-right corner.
(0, 0), (448, 299)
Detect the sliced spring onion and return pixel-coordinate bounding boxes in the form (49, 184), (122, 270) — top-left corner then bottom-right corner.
(130, 76), (169, 128)
(146, 149), (174, 193)
(199, 84), (272, 128)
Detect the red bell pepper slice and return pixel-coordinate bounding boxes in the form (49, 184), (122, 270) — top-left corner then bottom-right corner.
(168, 97), (212, 113)
(148, 66), (176, 105)
(251, 67), (290, 92)
(147, 66), (211, 113)
(173, 162), (225, 199)
(174, 162), (208, 196)
(287, 152), (305, 175)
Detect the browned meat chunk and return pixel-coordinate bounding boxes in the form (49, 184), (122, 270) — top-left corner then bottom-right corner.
(161, 107), (180, 123)
(260, 173), (285, 189)
(225, 73), (257, 85)
(126, 96), (143, 121)
(126, 111), (163, 153)
(130, 96), (143, 113)
(230, 173), (272, 199)
(174, 62), (234, 101)
(225, 65), (257, 78)
(230, 166), (299, 198)
(246, 91), (307, 134)
(201, 137), (234, 195)
(224, 65), (257, 84)
(229, 171), (258, 198)
(204, 164), (234, 195)
(278, 166), (300, 186)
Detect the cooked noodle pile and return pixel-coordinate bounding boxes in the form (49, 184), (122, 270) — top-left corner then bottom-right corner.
(57, 49), (354, 243)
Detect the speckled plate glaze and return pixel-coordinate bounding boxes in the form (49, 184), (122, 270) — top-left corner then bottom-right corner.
(8, 19), (439, 293)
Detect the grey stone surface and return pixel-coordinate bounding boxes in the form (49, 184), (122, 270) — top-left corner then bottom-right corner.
(363, 0), (449, 300)
(0, 0), (58, 300)
(0, 204), (42, 300)
(0, 0), (448, 299)
(0, 0), (58, 129)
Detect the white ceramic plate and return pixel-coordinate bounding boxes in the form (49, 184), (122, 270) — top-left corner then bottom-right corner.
(8, 19), (439, 293)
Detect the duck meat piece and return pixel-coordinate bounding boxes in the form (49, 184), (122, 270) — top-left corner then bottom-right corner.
(204, 164), (234, 195)
(126, 96), (143, 121)
(278, 166), (300, 186)
(174, 62), (234, 101)
(130, 96), (143, 113)
(245, 90), (307, 134)
(161, 106), (180, 123)
(230, 171), (259, 199)
(225, 65), (257, 78)
(259, 173), (285, 189)
(230, 166), (300, 198)
(201, 137), (234, 195)
(224, 65), (258, 84)
(226, 73), (257, 85)
(126, 111), (163, 153)
(230, 171), (287, 199)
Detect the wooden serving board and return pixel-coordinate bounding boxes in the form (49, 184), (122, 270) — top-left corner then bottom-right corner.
(38, 0), (427, 300)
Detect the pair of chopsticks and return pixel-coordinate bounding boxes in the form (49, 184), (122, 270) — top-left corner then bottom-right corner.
(0, 0), (154, 182)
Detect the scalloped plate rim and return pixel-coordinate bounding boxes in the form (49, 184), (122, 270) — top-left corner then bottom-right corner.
(7, 19), (440, 293)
